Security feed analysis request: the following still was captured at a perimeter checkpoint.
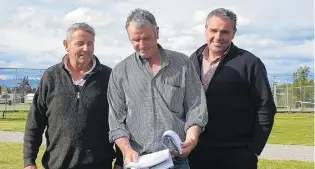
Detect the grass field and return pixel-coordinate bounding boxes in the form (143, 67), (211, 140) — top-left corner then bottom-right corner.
(0, 103), (30, 112)
(1, 112), (314, 145)
(0, 112), (314, 168)
(0, 142), (314, 169)
(0, 143), (45, 169)
(268, 113), (314, 146)
(0, 112), (27, 132)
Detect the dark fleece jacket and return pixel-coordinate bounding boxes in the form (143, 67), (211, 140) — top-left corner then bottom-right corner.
(23, 56), (119, 169)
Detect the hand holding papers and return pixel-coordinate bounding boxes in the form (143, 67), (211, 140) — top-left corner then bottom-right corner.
(124, 130), (182, 169)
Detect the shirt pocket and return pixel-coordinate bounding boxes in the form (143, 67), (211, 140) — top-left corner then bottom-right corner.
(159, 83), (185, 113)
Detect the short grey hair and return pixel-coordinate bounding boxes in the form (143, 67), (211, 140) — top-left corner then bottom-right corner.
(206, 8), (237, 30)
(125, 8), (158, 36)
(66, 22), (95, 41)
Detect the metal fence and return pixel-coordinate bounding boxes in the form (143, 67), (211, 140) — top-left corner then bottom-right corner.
(273, 83), (314, 112)
(0, 68), (45, 114)
(0, 68), (314, 113)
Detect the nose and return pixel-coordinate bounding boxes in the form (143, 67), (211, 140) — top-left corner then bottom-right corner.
(82, 44), (88, 51)
(214, 32), (222, 41)
(139, 39), (146, 49)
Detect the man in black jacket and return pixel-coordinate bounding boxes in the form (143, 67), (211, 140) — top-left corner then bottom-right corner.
(189, 8), (277, 169)
(23, 23), (122, 169)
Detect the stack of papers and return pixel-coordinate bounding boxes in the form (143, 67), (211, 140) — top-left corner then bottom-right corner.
(124, 130), (183, 169)
(124, 149), (173, 169)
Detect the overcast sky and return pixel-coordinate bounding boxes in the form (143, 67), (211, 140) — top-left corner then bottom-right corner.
(0, 0), (313, 82)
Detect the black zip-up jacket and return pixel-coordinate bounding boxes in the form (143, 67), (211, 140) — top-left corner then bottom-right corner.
(24, 56), (118, 168)
(190, 43), (277, 155)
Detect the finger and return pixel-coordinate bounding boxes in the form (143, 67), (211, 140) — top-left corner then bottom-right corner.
(132, 152), (138, 162)
(170, 151), (180, 156)
(124, 155), (132, 165)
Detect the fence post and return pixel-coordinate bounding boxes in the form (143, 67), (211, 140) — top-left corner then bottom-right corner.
(14, 68), (17, 111)
(286, 81), (289, 112)
(273, 83), (277, 108)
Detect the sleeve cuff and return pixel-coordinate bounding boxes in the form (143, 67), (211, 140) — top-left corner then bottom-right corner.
(184, 120), (206, 133)
(24, 158), (36, 167)
(109, 128), (130, 143)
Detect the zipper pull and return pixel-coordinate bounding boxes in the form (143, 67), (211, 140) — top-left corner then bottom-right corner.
(77, 92), (80, 99)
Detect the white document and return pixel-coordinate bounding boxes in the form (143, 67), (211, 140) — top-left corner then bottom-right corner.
(162, 130), (183, 154)
(124, 149), (173, 169)
(124, 130), (183, 169)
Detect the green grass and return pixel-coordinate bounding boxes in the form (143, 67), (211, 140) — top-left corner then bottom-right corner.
(258, 159), (314, 169)
(0, 143), (313, 169)
(0, 112), (27, 132)
(1, 112), (314, 146)
(0, 142), (45, 169)
(267, 113), (314, 146)
(0, 143), (118, 169)
(0, 103), (30, 111)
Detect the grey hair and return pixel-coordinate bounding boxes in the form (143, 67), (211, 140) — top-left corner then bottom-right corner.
(125, 8), (158, 36)
(206, 8), (237, 30)
(66, 22), (95, 41)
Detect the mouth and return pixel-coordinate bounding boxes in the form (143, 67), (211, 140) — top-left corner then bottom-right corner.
(212, 41), (223, 47)
(140, 47), (149, 52)
(79, 54), (90, 57)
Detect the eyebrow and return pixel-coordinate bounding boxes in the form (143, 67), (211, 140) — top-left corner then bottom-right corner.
(210, 28), (231, 33)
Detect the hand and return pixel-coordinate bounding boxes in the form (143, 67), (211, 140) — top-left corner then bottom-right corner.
(171, 137), (198, 157)
(124, 149), (138, 165)
(24, 165), (37, 169)
(113, 165), (123, 169)
(171, 125), (200, 157)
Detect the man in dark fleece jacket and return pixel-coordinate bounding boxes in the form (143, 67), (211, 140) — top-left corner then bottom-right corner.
(23, 23), (122, 169)
(188, 8), (276, 169)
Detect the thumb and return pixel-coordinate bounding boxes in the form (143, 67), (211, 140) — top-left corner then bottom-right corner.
(181, 139), (192, 148)
(131, 153), (138, 162)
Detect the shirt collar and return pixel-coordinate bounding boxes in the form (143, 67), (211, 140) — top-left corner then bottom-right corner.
(202, 43), (231, 61)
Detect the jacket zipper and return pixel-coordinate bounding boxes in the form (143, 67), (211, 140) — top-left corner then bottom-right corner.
(75, 73), (94, 100)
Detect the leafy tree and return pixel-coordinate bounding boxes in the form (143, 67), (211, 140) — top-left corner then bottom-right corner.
(292, 66), (314, 103)
(293, 66), (313, 86)
(17, 76), (33, 95)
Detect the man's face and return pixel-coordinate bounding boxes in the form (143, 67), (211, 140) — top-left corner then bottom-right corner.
(64, 29), (95, 65)
(205, 15), (235, 55)
(127, 20), (159, 58)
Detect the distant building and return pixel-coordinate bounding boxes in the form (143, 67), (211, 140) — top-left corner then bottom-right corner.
(24, 93), (35, 104)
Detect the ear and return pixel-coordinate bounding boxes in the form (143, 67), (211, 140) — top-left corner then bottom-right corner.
(204, 24), (208, 36)
(63, 40), (69, 52)
(156, 27), (159, 39)
(231, 28), (237, 39)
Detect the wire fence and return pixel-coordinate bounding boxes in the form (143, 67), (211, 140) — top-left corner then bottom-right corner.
(272, 83), (314, 112)
(0, 68), (45, 115)
(0, 68), (314, 114)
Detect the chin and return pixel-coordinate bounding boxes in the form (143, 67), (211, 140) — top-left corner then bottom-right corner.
(140, 52), (150, 58)
(78, 58), (91, 64)
(209, 48), (221, 53)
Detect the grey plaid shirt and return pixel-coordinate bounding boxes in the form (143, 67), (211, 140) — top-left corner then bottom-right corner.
(108, 45), (208, 155)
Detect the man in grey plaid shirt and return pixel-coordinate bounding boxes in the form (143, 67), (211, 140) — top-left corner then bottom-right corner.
(108, 8), (208, 169)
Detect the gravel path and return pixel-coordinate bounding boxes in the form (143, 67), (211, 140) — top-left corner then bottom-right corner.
(0, 131), (313, 161)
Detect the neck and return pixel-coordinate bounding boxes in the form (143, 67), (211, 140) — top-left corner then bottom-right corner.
(207, 44), (230, 61)
(146, 48), (161, 66)
(208, 50), (223, 60)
